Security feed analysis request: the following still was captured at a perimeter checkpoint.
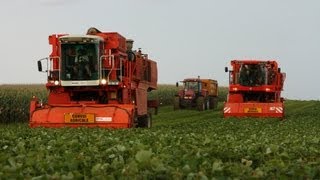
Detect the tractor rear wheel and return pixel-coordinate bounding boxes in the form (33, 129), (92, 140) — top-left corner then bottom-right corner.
(197, 96), (205, 111)
(209, 97), (218, 109)
(173, 96), (180, 110)
(214, 97), (218, 109)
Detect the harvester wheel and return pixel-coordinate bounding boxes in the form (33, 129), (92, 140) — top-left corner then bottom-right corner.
(146, 113), (152, 128)
(138, 114), (152, 128)
(197, 96), (205, 111)
(173, 96), (180, 110)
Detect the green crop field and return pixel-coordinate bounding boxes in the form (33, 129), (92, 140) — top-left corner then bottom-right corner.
(0, 85), (319, 179)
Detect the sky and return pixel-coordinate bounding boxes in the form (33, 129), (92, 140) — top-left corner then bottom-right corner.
(0, 0), (319, 100)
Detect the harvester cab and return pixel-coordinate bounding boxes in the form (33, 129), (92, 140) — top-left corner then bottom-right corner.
(30, 27), (158, 128)
(174, 77), (218, 111)
(224, 60), (286, 118)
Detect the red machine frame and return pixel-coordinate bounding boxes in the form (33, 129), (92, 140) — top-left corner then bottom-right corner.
(224, 60), (286, 118)
(30, 28), (157, 128)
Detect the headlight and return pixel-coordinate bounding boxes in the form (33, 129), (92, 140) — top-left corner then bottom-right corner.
(54, 80), (59, 85)
(101, 79), (107, 85)
(108, 81), (119, 85)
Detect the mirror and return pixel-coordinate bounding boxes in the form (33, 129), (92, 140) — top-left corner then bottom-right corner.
(37, 61), (42, 72)
(225, 67), (228, 72)
(278, 68), (281, 73)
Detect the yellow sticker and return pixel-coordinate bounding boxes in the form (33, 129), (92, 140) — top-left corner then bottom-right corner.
(64, 113), (95, 123)
(244, 107), (262, 113)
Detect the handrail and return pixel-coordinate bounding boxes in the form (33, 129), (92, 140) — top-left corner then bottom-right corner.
(99, 54), (126, 82)
(38, 56), (60, 81)
(99, 55), (115, 82)
(50, 56), (61, 82)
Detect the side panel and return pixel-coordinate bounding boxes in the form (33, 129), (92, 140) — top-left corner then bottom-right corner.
(228, 93), (243, 103)
(149, 61), (157, 90)
(136, 86), (148, 116)
(48, 92), (71, 104)
(201, 79), (218, 97)
(122, 88), (129, 104)
(100, 32), (126, 52)
(133, 57), (143, 81)
(208, 80), (218, 97)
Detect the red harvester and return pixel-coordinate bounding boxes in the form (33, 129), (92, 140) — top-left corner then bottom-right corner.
(30, 27), (157, 128)
(224, 60), (286, 118)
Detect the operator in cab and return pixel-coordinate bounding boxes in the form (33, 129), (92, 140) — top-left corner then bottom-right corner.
(73, 48), (92, 80)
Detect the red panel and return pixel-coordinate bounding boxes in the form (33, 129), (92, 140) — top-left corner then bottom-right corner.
(149, 60), (158, 90)
(136, 86), (147, 116)
(223, 102), (284, 118)
(48, 92), (71, 104)
(30, 104), (134, 128)
(97, 32), (126, 52)
(228, 93), (243, 103)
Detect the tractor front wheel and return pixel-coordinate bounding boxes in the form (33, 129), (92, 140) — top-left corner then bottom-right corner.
(197, 96), (205, 111)
(205, 98), (210, 110)
(209, 97), (218, 109)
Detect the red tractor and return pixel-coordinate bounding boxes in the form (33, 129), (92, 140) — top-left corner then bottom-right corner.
(224, 60), (286, 118)
(30, 27), (157, 128)
(174, 77), (218, 111)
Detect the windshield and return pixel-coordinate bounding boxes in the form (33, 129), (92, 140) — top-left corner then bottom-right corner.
(60, 43), (99, 81)
(238, 64), (267, 86)
(184, 81), (200, 91)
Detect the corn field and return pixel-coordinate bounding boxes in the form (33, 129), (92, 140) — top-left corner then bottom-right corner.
(0, 85), (47, 123)
(0, 84), (227, 123)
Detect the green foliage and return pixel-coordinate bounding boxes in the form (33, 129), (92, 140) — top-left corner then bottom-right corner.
(1, 101), (320, 178)
(0, 84), (227, 122)
(148, 84), (179, 106)
(0, 84), (47, 123)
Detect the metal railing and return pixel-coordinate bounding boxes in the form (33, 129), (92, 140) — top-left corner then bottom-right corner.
(38, 56), (61, 81)
(99, 54), (123, 82)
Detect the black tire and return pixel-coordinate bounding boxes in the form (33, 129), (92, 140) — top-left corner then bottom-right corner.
(173, 96), (180, 111)
(205, 98), (210, 110)
(133, 115), (138, 128)
(214, 97), (218, 109)
(146, 113), (152, 128)
(137, 114), (152, 128)
(209, 97), (214, 110)
(196, 96), (205, 111)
